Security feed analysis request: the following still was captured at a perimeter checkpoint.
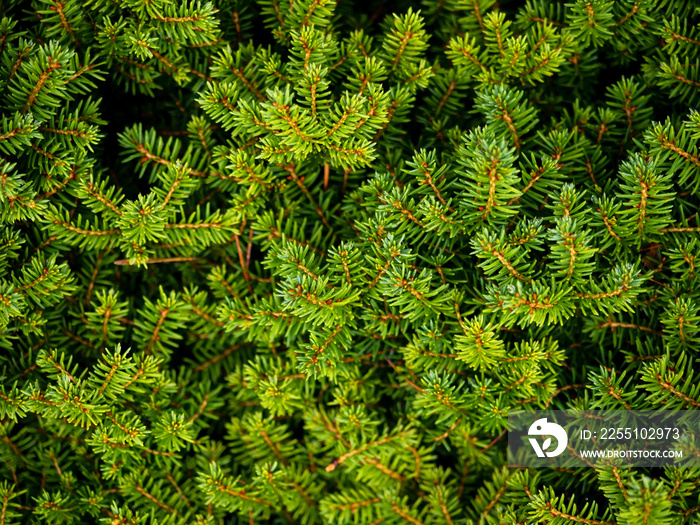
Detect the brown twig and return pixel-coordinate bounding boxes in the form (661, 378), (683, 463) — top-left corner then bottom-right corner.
(114, 257), (201, 266)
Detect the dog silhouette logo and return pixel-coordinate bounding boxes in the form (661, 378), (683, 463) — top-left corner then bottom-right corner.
(528, 418), (568, 458)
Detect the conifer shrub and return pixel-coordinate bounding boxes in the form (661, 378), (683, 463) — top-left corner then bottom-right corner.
(1, 0), (700, 523)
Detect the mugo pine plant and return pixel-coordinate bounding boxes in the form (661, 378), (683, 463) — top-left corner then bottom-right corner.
(1, 0), (700, 523)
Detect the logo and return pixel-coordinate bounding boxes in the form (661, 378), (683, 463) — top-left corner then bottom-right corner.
(528, 418), (568, 458)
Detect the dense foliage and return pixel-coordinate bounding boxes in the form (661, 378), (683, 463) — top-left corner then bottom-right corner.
(1, 0), (700, 523)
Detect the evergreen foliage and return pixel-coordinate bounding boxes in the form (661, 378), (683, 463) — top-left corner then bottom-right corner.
(0, 0), (700, 523)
